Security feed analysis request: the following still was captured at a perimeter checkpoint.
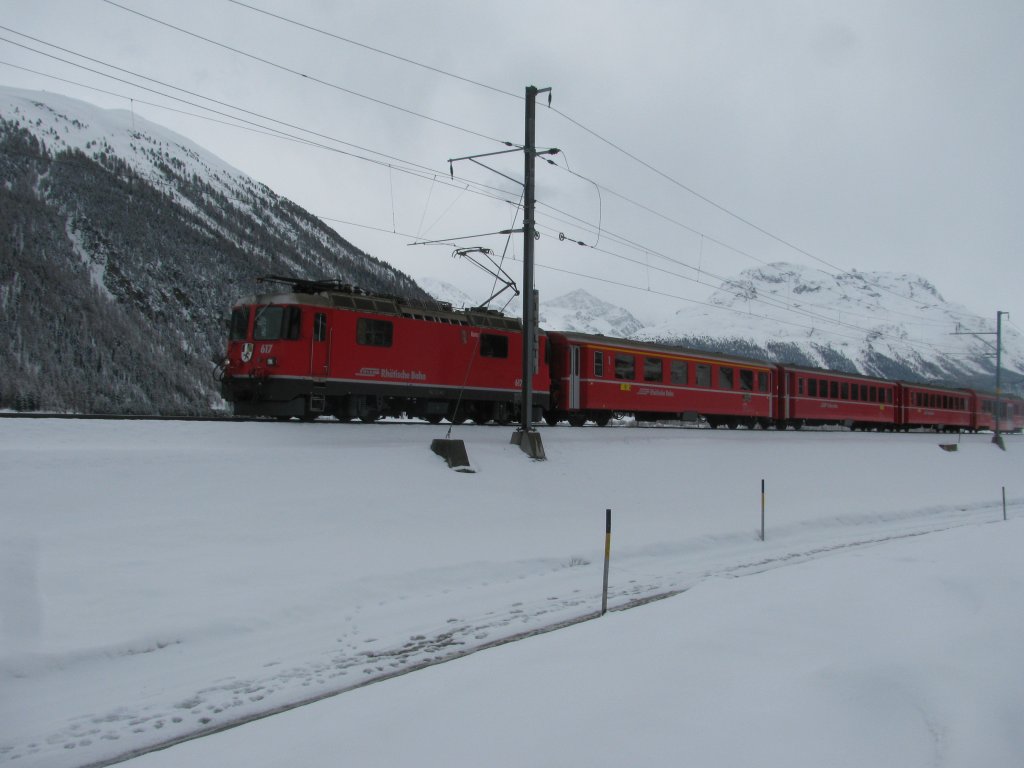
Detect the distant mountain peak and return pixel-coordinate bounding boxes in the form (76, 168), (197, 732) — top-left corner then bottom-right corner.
(638, 262), (1022, 390)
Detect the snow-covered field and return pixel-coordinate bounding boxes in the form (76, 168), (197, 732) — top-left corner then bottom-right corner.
(1, 419), (1021, 767)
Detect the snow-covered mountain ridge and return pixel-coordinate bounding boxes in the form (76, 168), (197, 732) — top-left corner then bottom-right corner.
(0, 87), (424, 413)
(639, 263), (1023, 389)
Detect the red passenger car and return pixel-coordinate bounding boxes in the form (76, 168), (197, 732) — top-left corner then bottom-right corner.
(898, 383), (972, 432)
(221, 278), (549, 422)
(776, 365), (897, 430)
(546, 332), (775, 428)
(970, 391), (1024, 434)
(1011, 396), (1024, 433)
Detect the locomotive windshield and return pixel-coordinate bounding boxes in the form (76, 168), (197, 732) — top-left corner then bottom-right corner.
(254, 306), (301, 340)
(229, 307), (250, 340)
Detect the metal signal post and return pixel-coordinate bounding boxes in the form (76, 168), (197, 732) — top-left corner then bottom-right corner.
(993, 311), (1008, 450)
(437, 85), (555, 459)
(511, 85), (552, 460)
(953, 310), (1009, 451)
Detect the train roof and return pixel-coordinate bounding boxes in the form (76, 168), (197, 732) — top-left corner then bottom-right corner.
(235, 276), (525, 332)
(545, 330), (775, 369)
(778, 362), (898, 384)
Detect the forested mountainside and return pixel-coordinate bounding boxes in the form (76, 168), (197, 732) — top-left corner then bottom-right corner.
(0, 89), (426, 414)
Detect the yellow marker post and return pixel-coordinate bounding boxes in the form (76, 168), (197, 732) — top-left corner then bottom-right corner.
(601, 509), (612, 616)
(761, 479), (766, 541)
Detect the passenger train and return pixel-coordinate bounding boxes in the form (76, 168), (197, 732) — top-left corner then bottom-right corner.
(220, 277), (1024, 434)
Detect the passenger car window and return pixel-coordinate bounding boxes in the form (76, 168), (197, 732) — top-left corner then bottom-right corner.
(670, 360), (687, 385)
(696, 364), (711, 387)
(614, 354), (635, 380)
(644, 357), (663, 382)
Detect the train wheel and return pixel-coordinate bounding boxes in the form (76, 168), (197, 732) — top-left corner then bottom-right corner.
(567, 413), (587, 427)
(543, 412), (560, 426)
(357, 402), (380, 423)
(425, 413), (443, 424)
(493, 403), (512, 426)
(593, 413), (611, 427)
(726, 419), (738, 430)
(465, 404), (490, 425)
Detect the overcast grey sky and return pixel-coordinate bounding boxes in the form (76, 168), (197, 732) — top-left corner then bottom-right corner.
(2, 0), (1021, 338)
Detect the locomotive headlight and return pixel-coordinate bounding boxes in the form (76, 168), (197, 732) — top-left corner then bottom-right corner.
(267, 357), (277, 366)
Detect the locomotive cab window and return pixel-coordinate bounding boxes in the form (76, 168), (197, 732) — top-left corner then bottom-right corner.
(480, 333), (509, 358)
(357, 318), (393, 347)
(314, 313), (327, 342)
(254, 306), (301, 340)
(229, 307), (250, 340)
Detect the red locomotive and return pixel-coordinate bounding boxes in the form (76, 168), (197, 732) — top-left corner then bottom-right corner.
(221, 277), (549, 423)
(221, 277), (1022, 435)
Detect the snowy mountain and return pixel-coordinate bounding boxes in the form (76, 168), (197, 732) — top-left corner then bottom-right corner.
(640, 263), (1024, 390)
(0, 87), (425, 414)
(416, 277), (479, 309)
(420, 279), (645, 338)
(541, 289), (646, 337)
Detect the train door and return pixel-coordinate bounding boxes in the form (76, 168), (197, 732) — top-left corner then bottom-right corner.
(310, 311), (329, 378)
(569, 345), (582, 410)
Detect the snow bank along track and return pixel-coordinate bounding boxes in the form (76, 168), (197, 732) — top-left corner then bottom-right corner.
(70, 500), (1018, 768)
